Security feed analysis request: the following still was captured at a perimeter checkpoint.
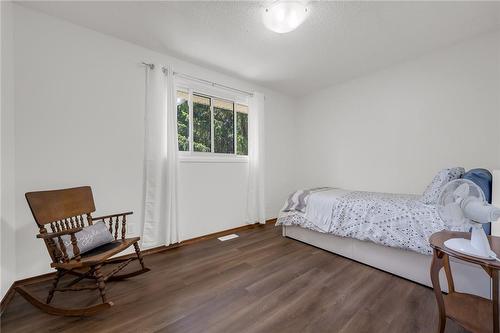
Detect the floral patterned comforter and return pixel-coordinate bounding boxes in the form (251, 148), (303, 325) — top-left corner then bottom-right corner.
(276, 189), (468, 255)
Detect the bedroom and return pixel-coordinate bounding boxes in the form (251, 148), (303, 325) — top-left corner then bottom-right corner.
(1, 1), (500, 332)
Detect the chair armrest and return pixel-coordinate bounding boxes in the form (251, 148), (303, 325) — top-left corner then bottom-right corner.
(92, 211), (133, 240)
(37, 228), (83, 262)
(92, 211), (133, 221)
(37, 227), (83, 239)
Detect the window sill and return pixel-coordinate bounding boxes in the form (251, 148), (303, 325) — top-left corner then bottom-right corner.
(178, 153), (249, 163)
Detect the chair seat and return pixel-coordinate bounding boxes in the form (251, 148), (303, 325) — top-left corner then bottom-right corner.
(52, 237), (140, 269)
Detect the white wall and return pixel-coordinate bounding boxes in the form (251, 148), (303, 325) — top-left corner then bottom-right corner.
(1, 0), (17, 299)
(7, 5), (298, 282)
(295, 30), (500, 195)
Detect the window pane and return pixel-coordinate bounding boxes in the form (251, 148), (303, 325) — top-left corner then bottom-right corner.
(214, 99), (234, 154)
(176, 91), (189, 151)
(236, 107), (248, 155)
(193, 94), (211, 152)
(235, 103), (248, 114)
(213, 98), (233, 110)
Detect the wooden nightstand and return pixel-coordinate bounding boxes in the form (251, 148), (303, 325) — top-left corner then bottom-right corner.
(430, 231), (500, 333)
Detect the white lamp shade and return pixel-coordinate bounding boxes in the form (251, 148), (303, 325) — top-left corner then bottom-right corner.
(262, 1), (309, 34)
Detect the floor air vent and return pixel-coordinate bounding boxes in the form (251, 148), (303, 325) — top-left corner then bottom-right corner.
(218, 234), (239, 241)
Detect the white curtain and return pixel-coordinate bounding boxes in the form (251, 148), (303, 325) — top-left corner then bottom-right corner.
(247, 92), (266, 224)
(164, 65), (179, 245)
(142, 64), (179, 248)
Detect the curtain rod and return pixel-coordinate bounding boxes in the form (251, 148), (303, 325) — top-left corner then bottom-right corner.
(141, 62), (154, 70)
(173, 71), (254, 97)
(142, 62), (253, 97)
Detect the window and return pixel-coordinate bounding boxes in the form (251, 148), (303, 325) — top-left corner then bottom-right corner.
(235, 104), (248, 155)
(176, 91), (189, 151)
(192, 94), (211, 152)
(176, 90), (249, 157)
(213, 99), (234, 154)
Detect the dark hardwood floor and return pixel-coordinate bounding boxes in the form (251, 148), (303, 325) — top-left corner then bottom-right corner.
(1, 224), (468, 333)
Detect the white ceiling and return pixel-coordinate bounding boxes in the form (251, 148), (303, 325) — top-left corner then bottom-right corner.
(19, 1), (500, 97)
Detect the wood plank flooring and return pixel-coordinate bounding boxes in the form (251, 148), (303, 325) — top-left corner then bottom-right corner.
(1, 224), (468, 333)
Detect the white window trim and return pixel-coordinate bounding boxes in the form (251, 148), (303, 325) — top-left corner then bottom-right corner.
(210, 100), (214, 153)
(176, 77), (249, 105)
(176, 85), (249, 163)
(188, 88), (194, 153)
(178, 151), (249, 163)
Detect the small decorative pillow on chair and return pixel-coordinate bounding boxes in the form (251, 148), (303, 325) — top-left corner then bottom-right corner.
(59, 221), (114, 258)
(420, 167), (465, 204)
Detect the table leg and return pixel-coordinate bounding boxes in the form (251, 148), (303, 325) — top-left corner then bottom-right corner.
(443, 254), (455, 293)
(431, 249), (446, 333)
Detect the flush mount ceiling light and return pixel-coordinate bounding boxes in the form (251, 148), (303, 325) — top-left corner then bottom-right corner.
(262, 1), (310, 34)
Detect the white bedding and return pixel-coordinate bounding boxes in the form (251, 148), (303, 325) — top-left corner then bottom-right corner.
(276, 188), (469, 255)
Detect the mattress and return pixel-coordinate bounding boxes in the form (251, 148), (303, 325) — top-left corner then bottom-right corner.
(276, 188), (469, 255)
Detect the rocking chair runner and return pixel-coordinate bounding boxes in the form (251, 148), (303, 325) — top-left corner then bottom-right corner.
(18, 186), (150, 316)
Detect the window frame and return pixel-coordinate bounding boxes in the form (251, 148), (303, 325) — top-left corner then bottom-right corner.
(176, 86), (249, 163)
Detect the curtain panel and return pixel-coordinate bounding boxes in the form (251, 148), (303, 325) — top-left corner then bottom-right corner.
(142, 64), (179, 248)
(247, 92), (266, 224)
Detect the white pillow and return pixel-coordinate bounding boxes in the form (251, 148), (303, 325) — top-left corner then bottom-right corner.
(420, 167), (465, 204)
(58, 221), (114, 259)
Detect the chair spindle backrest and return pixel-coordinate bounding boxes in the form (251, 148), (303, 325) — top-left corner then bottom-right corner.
(25, 186), (96, 228)
(25, 186), (96, 263)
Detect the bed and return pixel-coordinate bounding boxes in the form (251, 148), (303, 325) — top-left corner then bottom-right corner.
(276, 168), (496, 298)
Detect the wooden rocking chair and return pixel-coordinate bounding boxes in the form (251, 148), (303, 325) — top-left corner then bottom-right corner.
(17, 186), (150, 316)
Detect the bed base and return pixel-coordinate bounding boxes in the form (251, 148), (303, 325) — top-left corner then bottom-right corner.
(283, 225), (492, 298)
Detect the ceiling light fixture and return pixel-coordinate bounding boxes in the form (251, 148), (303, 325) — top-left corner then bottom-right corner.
(262, 1), (309, 34)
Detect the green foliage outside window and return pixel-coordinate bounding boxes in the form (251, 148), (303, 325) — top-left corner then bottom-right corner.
(236, 112), (248, 155)
(193, 98), (211, 152)
(177, 100), (189, 151)
(176, 91), (248, 155)
(214, 107), (234, 154)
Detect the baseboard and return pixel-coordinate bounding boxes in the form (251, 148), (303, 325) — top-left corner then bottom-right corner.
(0, 218), (278, 315)
(266, 218), (277, 225)
(0, 284), (16, 316)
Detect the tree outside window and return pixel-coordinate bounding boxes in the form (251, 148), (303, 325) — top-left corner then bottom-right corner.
(176, 90), (248, 156)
